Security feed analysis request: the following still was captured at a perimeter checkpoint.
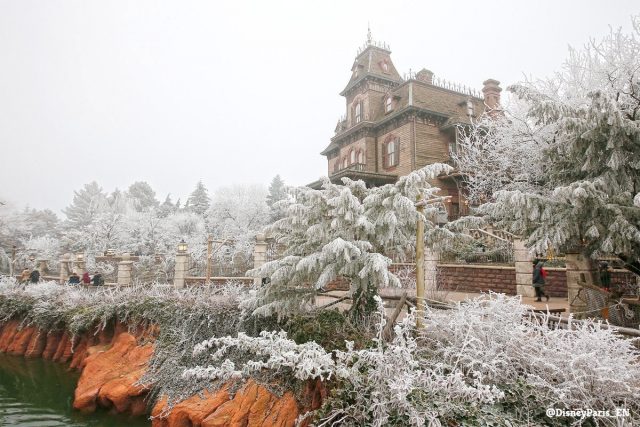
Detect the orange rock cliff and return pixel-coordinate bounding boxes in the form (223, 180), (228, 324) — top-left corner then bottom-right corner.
(0, 320), (325, 427)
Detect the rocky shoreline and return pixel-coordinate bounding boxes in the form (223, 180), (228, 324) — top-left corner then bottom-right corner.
(0, 320), (324, 426)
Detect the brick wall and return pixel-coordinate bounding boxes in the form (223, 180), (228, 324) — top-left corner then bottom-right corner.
(438, 265), (516, 295)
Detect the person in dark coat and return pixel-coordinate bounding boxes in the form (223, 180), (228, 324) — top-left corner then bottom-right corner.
(91, 271), (104, 286)
(532, 260), (549, 302)
(29, 269), (40, 284)
(81, 272), (91, 285)
(599, 262), (612, 291)
(68, 271), (81, 284)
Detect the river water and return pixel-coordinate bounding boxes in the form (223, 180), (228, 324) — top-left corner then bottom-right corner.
(0, 353), (150, 426)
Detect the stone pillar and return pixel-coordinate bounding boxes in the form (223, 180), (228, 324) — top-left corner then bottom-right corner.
(424, 248), (440, 297)
(59, 255), (71, 284)
(37, 259), (48, 275)
(73, 260), (85, 275)
(117, 254), (133, 286)
(514, 239), (535, 297)
(174, 251), (189, 289)
(253, 233), (269, 286)
(565, 252), (595, 318)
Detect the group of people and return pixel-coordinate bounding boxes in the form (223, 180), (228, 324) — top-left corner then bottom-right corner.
(18, 268), (104, 286)
(18, 268), (41, 284)
(67, 271), (104, 286)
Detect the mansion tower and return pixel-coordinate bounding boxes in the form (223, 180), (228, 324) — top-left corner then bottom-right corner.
(316, 31), (501, 220)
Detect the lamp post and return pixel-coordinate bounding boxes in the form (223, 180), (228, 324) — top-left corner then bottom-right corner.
(174, 239), (189, 288)
(415, 195), (425, 329)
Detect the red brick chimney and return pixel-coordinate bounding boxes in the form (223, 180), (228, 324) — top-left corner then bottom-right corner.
(416, 68), (434, 84)
(482, 79), (502, 115)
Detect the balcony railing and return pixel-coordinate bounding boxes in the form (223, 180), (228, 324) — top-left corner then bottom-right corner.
(332, 163), (367, 176)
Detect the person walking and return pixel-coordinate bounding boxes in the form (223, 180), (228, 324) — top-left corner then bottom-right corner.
(19, 268), (30, 283)
(599, 262), (612, 291)
(29, 269), (40, 284)
(81, 272), (91, 285)
(68, 271), (81, 284)
(532, 260), (549, 302)
(91, 271), (104, 286)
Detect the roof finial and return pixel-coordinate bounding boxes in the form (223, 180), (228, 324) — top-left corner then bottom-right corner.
(367, 23), (372, 45)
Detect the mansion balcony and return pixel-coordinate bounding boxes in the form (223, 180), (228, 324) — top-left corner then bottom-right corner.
(329, 163), (398, 187)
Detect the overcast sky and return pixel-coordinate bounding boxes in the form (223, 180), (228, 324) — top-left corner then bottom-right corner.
(1, 0), (638, 215)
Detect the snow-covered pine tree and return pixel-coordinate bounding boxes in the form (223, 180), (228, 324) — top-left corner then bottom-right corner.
(266, 175), (287, 222)
(127, 181), (159, 212)
(476, 17), (640, 275)
(63, 181), (108, 229)
(246, 163), (453, 319)
(186, 181), (210, 216)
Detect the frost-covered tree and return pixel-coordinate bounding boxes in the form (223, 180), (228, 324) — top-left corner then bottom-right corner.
(266, 175), (287, 222)
(246, 164), (453, 318)
(453, 99), (552, 204)
(127, 181), (159, 212)
(158, 194), (177, 218)
(207, 184), (270, 265)
(461, 17), (640, 275)
(63, 182), (107, 229)
(186, 181), (210, 216)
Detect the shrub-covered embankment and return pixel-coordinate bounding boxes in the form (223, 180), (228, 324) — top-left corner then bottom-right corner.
(0, 279), (325, 426)
(2, 278), (640, 426)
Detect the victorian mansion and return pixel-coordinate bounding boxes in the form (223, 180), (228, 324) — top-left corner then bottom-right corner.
(314, 32), (502, 220)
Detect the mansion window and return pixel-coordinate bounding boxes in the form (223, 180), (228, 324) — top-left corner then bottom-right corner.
(354, 101), (362, 124)
(357, 150), (364, 164)
(385, 96), (393, 113)
(383, 138), (399, 168)
(342, 156), (348, 169)
(333, 160), (339, 173)
(350, 149), (356, 164)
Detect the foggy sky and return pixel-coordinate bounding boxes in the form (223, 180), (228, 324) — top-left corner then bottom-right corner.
(0, 0), (637, 214)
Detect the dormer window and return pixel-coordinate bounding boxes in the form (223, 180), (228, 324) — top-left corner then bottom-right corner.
(385, 96), (393, 113)
(380, 60), (389, 73)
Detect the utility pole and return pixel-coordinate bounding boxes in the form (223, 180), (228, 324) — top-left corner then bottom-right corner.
(206, 235), (213, 284)
(415, 195), (425, 328)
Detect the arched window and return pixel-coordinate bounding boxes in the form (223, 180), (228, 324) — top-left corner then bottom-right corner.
(349, 149), (356, 165)
(357, 150), (365, 164)
(354, 101), (362, 124)
(342, 156), (348, 169)
(385, 96), (393, 113)
(383, 137), (399, 168)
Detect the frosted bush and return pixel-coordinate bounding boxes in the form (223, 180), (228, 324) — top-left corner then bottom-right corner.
(188, 294), (640, 426)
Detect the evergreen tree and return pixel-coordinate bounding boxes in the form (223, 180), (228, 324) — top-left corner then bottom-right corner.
(247, 163), (456, 319)
(158, 194), (176, 218)
(127, 181), (159, 212)
(266, 175), (287, 222)
(476, 17), (640, 275)
(186, 181), (210, 216)
(63, 182), (107, 228)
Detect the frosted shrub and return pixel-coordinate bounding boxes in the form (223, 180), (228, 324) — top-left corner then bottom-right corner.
(423, 294), (640, 425)
(189, 294), (640, 426)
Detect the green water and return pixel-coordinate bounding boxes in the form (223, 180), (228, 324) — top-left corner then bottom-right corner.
(0, 353), (150, 426)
